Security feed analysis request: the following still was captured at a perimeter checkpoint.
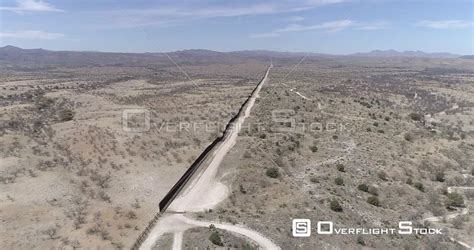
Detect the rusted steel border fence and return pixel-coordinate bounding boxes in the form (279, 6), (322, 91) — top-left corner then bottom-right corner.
(131, 67), (269, 250)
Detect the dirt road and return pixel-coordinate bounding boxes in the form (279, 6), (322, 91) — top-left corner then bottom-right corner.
(421, 184), (473, 249)
(140, 65), (279, 249)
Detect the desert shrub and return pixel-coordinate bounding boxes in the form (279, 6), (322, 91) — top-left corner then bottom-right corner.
(59, 109), (74, 121)
(378, 171), (388, 181)
(334, 177), (344, 186)
(446, 192), (464, 208)
(44, 227), (58, 239)
(265, 167), (280, 178)
(209, 231), (224, 246)
(309, 145), (318, 152)
(404, 133), (413, 142)
(126, 211), (137, 219)
(98, 191), (111, 203)
(406, 178), (413, 185)
(310, 176), (318, 183)
(367, 196), (380, 206)
(242, 244), (254, 250)
(239, 184), (247, 194)
(330, 199), (343, 212)
(414, 182), (425, 192)
(358, 184), (369, 192)
(90, 171), (111, 188)
(409, 112), (423, 121)
(336, 164), (345, 172)
(357, 236), (366, 246)
(435, 170), (445, 182)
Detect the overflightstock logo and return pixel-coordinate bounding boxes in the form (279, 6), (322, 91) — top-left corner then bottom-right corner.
(292, 219), (311, 237)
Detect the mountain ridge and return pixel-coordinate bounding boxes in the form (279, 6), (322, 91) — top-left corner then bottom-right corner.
(0, 45), (463, 58)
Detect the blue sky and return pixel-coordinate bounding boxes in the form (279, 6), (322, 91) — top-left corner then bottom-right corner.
(0, 0), (473, 54)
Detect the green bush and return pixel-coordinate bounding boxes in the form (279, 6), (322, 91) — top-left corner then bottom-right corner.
(377, 171), (388, 181)
(209, 231), (224, 246)
(435, 170), (445, 182)
(357, 236), (366, 246)
(59, 109), (74, 121)
(414, 182), (424, 192)
(309, 145), (318, 152)
(409, 112), (423, 121)
(334, 177), (344, 186)
(330, 199), (343, 212)
(446, 192), (464, 208)
(358, 184), (369, 192)
(265, 167), (280, 178)
(367, 196), (380, 206)
(336, 164), (345, 172)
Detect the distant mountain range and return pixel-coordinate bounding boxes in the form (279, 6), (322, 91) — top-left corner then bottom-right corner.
(349, 49), (461, 58)
(0, 45), (469, 69)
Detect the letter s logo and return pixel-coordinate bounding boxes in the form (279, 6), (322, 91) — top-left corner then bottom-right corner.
(399, 221), (412, 235)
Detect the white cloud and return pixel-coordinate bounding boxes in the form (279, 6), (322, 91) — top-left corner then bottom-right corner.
(0, 30), (64, 39)
(355, 21), (388, 30)
(278, 20), (354, 32)
(289, 16), (305, 22)
(0, 0), (63, 12)
(252, 19), (354, 38)
(251, 19), (387, 38)
(250, 32), (281, 38)
(105, 0), (345, 28)
(416, 20), (472, 29)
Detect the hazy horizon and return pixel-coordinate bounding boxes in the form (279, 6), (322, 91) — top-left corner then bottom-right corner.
(1, 44), (469, 56)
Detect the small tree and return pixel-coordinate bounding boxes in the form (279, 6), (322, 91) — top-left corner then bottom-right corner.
(336, 164), (345, 172)
(266, 167), (280, 178)
(309, 145), (318, 152)
(334, 177), (344, 186)
(59, 109), (74, 121)
(367, 196), (380, 206)
(446, 192), (464, 208)
(414, 182), (425, 192)
(358, 184), (369, 192)
(409, 112), (423, 121)
(357, 236), (366, 246)
(330, 199), (343, 212)
(44, 227), (58, 239)
(377, 171), (388, 181)
(209, 231), (224, 246)
(435, 170), (445, 182)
